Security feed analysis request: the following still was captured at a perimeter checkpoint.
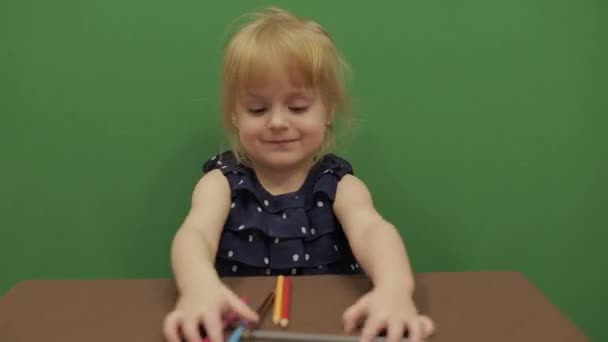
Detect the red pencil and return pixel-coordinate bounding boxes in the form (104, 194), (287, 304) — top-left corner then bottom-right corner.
(279, 276), (292, 328)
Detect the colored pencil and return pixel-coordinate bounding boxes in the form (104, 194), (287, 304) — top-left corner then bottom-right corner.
(226, 324), (246, 342)
(202, 297), (249, 342)
(279, 277), (292, 328)
(272, 275), (284, 325)
(246, 330), (409, 342)
(253, 291), (275, 326)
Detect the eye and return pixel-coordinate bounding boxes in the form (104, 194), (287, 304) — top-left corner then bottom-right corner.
(289, 106), (309, 113)
(247, 107), (267, 114)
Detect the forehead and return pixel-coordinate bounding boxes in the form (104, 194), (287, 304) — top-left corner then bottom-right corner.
(243, 63), (311, 89)
(239, 66), (316, 100)
(234, 38), (317, 90)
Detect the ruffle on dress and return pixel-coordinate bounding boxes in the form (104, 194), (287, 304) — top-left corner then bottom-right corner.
(203, 151), (362, 276)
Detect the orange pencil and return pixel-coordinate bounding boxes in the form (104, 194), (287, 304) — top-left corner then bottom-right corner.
(279, 276), (292, 328)
(272, 275), (284, 325)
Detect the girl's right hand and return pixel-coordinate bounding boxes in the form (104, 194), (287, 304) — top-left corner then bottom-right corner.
(163, 280), (259, 342)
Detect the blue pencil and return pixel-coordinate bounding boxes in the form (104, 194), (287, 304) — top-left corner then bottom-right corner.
(227, 322), (247, 342)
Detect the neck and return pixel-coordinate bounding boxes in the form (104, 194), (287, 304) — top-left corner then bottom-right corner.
(251, 158), (316, 196)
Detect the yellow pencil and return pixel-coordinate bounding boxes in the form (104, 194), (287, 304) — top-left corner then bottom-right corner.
(272, 275), (284, 325)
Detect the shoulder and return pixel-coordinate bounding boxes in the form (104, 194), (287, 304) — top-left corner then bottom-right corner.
(202, 151), (241, 174)
(178, 168), (232, 237)
(173, 169), (233, 246)
(317, 154), (364, 196)
(306, 154), (354, 203)
(191, 169), (231, 208)
(317, 153), (354, 178)
(194, 168), (229, 194)
(335, 174), (372, 205)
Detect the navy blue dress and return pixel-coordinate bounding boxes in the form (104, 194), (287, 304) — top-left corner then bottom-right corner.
(202, 151), (363, 277)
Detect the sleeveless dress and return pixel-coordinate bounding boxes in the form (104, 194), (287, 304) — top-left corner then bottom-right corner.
(202, 151), (363, 277)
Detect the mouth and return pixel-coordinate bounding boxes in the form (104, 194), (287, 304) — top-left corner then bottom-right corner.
(264, 138), (299, 144)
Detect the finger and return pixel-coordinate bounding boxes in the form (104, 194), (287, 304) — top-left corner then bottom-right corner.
(405, 318), (423, 342)
(162, 311), (182, 342)
(181, 316), (201, 342)
(386, 320), (405, 342)
(201, 312), (224, 342)
(227, 293), (259, 323)
(343, 295), (369, 333)
(360, 317), (384, 342)
(420, 315), (436, 337)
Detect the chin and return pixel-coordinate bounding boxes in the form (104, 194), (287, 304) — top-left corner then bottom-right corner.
(252, 152), (313, 170)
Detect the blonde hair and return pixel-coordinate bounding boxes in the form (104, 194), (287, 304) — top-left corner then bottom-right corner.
(221, 7), (352, 165)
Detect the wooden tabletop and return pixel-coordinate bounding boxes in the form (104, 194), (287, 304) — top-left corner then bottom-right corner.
(0, 271), (587, 341)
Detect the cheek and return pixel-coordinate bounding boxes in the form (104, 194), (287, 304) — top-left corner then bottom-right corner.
(235, 120), (264, 152)
(300, 121), (326, 142)
(238, 126), (257, 145)
(300, 106), (329, 141)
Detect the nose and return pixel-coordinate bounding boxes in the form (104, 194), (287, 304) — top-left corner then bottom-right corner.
(267, 108), (289, 129)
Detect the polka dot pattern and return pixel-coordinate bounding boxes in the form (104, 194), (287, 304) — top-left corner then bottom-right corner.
(202, 151), (362, 277)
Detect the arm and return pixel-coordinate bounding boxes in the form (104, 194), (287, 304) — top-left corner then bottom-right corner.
(334, 175), (434, 342)
(170, 169), (230, 293)
(164, 170), (258, 342)
(333, 174), (415, 294)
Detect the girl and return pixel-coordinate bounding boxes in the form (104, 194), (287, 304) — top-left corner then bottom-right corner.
(163, 7), (435, 342)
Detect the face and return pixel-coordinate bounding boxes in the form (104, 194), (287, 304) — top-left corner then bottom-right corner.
(233, 71), (332, 171)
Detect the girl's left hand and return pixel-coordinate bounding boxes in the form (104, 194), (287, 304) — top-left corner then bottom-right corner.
(342, 285), (435, 342)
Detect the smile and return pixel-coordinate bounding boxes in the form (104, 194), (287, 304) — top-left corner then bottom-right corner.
(264, 139), (298, 144)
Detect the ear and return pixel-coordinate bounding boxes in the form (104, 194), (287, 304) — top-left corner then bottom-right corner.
(231, 113), (239, 128)
(326, 104), (336, 126)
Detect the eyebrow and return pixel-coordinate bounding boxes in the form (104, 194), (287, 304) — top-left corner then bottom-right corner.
(244, 90), (314, 99)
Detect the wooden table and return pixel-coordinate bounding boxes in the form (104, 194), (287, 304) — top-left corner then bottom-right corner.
(0, 271), (587, 341)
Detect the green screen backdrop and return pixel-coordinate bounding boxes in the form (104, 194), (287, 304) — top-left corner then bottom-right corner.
(1, 0), (606, 339)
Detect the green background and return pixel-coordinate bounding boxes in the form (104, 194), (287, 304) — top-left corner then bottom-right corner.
(1, 0), (606, 339)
